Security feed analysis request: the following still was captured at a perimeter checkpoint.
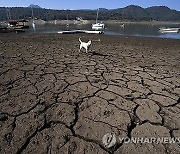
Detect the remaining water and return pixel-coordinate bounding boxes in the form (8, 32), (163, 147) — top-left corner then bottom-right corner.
(28, 23), (180, 39)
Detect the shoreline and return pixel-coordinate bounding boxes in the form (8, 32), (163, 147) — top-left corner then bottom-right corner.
(103, 20), (180, 25)
(103, 31), (180, 40)
(25, 20), (180, 40)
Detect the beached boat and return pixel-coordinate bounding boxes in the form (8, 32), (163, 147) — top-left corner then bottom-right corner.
(84, 30), (104, 34)
(6, 19), (29, 33)
(159, 27), (180, 33)
(58, 30), (103, 34)
(92, 8), (105, 30)
(8, 19), (29, 29)
(0, 21), (26, 33)
(58, 30), (84, 34)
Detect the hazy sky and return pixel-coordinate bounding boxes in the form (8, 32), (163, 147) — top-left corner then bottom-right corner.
(0, 0), (179, 11)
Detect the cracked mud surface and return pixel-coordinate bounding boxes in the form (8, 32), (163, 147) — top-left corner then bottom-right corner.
(0, 33), (180, 154)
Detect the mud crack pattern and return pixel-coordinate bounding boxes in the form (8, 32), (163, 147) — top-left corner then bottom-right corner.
(0, 34), (180, 154)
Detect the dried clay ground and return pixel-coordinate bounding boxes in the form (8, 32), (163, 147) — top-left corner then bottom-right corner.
(0, 33), (180, 154)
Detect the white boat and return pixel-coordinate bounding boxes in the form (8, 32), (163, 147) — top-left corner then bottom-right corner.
(159, 27), (180, 33)
(92, 23), (105, 30)
(92, 8), (105, 30)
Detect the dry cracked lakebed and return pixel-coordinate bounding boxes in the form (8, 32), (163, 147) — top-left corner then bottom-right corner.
(0, 33), (180, 154)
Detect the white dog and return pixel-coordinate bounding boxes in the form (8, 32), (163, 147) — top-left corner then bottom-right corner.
(79, 37), (92, 53)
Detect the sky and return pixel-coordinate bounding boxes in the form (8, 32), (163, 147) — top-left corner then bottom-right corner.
(0, 0), (180, 11)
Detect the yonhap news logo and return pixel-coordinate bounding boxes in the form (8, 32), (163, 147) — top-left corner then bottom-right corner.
(102, 133), (180, 149)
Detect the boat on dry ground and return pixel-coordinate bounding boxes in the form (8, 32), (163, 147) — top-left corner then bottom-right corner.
(159, 27), (180, 33)
(58, 30), (104, 34)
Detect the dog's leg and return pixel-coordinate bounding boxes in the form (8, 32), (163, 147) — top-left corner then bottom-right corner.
(88, 45), (92, 52)
(85, 47), (88, 53)
(79, 45), (82, 52)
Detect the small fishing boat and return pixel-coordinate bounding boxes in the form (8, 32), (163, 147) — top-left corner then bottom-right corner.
(159, 27), (180, 33)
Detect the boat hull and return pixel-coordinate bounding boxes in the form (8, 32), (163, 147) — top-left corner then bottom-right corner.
(58, 30), (103, 34)
(159, 28), (180, 33)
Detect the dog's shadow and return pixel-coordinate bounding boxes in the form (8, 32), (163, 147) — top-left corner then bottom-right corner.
(89, 50), (108, 57)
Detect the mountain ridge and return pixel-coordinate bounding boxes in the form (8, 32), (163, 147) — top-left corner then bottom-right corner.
(28, 4), (41, 9)
(0, 5), (180, 21)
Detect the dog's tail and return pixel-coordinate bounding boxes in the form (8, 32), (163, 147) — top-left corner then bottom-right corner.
(79, 37), (82, 43)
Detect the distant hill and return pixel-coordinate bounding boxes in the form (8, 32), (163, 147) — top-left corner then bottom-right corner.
(0, 5), (180, 21)
(112, 5), (149, 20)
(145, 6), (180, 21)
(28, 4), (41, 9)
(99, 8), (109, 11)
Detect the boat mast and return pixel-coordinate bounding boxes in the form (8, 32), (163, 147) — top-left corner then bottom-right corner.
(6, 9), (11, 20)
(96, 8), (99, 24)
(31, 7), (34, 21)
(66, 14), (69, 30)
(31, 7), (36, 29)
(6, 10), (9, 20)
